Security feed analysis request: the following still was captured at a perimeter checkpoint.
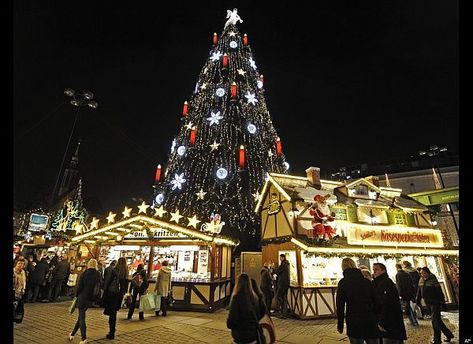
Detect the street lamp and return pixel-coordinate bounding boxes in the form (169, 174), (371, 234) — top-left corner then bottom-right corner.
(418, 145), (459, 236)
(50, 89), (98, 206)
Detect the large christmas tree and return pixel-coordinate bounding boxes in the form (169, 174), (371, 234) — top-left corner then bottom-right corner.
(153, 9), (288, 243)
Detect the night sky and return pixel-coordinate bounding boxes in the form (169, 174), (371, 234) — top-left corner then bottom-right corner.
(14, 1), (458, 213)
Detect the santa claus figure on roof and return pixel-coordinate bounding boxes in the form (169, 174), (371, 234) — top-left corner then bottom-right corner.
(309, 194), (337, 240)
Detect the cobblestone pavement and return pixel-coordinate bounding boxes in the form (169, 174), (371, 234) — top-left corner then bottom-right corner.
(14, 300), (459, 343)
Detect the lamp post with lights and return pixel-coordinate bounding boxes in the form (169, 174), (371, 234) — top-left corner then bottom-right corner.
(50, 89), (98, 207)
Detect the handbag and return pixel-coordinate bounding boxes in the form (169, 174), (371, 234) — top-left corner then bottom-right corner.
(13, 297), (24, 323)
(131, 273), (144, 289)
(108, 274), (120, 294)
(67, 273), (78, 287)
(166, 290), (174, 306)
(122, 293), (132, 309)
(92, 280), (102, 302)
(154, 293), (162, 311)
(69, 297), (78, 314)
(139, 292), (156, 312)
(259, 313), (276, 344)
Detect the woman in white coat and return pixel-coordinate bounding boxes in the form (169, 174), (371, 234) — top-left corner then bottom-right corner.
(154, 260), (172, 316)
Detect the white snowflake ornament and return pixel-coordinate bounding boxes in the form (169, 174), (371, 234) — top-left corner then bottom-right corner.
(207, 111), (224, 126)
(245, 91), (258, 106)
(171, 173), (187, 191)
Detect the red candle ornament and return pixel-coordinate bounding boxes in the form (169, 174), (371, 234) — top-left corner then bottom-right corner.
(213, 33), (218, 45)
(276, 137), (282, 156)
(239, 145), (245, 169)
(182, 101), (188, 117)
(223, 53), (229, 68)
(155, 164), (162, 182)
(259, 75), (264, 87)
(243, 34), (248, 46)
(190, 127), (196, 145)
(231, 82), (237, 99)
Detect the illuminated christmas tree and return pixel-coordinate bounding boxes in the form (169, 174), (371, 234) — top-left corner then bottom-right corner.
(153, 9), (288, 241)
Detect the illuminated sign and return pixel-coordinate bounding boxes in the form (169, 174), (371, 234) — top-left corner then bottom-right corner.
(347, 225), (443, 248)
(28, 213), (49, 232)
(51, 199), (88, 234)
(124, 228), (187, 240)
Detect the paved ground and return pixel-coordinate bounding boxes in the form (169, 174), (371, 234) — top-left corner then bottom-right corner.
(14, 300), (459, 343)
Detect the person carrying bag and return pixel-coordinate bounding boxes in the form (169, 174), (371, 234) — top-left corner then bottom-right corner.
(154, 260), (172, 316)
(127, 264), (148, 320)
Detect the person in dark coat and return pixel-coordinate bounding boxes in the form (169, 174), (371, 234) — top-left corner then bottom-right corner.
(260, 263), (274, 313)
(27, 257), (49, 303)
(418, 267), (454, 344)
(336, 258), (380, 344)
(372, 263), (407, 344)
(227, 273), (266, 344)
(102, 257), (128, 339)
(69, 259), (101, 344)
(127, 263), (148, 320)
(50, 255), (71, 301)
(274, 253), (290, 318)
(395, 263), (418, 326)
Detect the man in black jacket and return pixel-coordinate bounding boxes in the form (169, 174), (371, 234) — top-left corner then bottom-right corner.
(50, 255), (71, 301)
(372, 263), (407, 344)
(395, 263), (419, 326)
(27, 257), (50, 303)
(260, 263), (274, 313)
(275, 254), (290, 318)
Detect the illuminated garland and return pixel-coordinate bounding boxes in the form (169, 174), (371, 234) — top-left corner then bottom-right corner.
(154, 21), (288, 238)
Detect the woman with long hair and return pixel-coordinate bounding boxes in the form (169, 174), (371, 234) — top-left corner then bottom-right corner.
(127, 263), (148, 320)
(102, 257), (128, 339)
(68, 258), (101, 344)
(227, 273), (266, 344)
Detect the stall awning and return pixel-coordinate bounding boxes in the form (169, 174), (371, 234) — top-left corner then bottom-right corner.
(291, 238), (458, 257)
(71, 215), (238, 247)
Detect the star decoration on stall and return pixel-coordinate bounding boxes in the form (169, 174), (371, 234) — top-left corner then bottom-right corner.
(253, 191), (261, 202)
(122, 206), (132, 218)
(154, 205), (167, 218)
(206, 111), (223, 126)
(200, 83), (207, 90)
(90, 217), (100, 230)
(187, 215), (201, 229)
(210, 51), (222, 62)
(185, 121), (194, 130)
(228, 31), (236, 37)
(249, 57), (257, 70)
(245, 91), (258, 105)
(170, 210), (183, 223)
(268, 150), (274, 158)
(209, 140), (221, 152)
(106, 212), (117, 224)
(237, 68), (246, 76)
(138, 201), (150, 214)
(171, 173), (187, 190)
(196, 188), (207, 200)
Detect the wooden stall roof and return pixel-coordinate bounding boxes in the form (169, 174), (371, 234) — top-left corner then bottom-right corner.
(71, 214), (238, 247)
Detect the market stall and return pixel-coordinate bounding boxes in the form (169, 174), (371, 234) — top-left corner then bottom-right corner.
(71, 203), (238, 312)
(255, 169), (459, 319)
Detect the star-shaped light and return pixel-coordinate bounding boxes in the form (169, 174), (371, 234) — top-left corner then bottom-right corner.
(122, 206), (132, 218)
(245, 91), (258, 106)
(170, 210), (183, 223)
(106, 212), (117, 224)
(200, 83), (207, 90)
(268, 150), (274, 158)
(73, 223), (83, 235)
(90, 217), (100, 229)
(185, 121), (194, 130)
(253, 191), (261, 202)
(237, 69), (246, 76)
(249, 57), (257, 70)
(210, 141), (221, 152)
(187, 215), (201, 229)
(154, 205), (167, 218)
(196, 188), (207, 200)
(138, 201), (150, 214)
(210, 51), (222, 62)
(171, 173), (187, 190)
(206, 111), (223, 126)
(228, 31), (236, 37)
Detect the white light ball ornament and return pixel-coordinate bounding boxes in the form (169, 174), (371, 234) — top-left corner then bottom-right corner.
(216, 88), (226, 97)
(247, 123), (257, 134)
(177, 146), (186, 156)
(155, 193), (164, 205)
(284, 161), (290, 171)
(216, 168), (228, 180)
(230, 41), (238, 49)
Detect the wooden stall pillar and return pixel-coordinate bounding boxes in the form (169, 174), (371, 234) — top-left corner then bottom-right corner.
(147, 245), (155, 278)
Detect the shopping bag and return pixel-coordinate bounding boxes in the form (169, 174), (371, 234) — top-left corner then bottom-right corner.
(259, 313), (276, 344)
(154, 293), (162, 311)
(139, 292), (156, 312)
(121, 293), (132, 309)
(67, 273), (78, 287)
(13, 297), (24, 323)
(69, 297), (78, 314)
